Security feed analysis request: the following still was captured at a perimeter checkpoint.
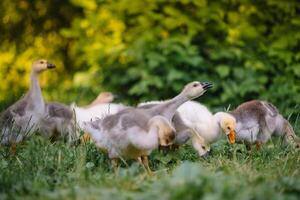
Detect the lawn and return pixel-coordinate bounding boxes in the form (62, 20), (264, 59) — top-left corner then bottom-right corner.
(1, 127), (300, 200)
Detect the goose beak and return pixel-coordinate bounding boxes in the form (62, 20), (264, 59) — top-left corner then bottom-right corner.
(201, 81), (213, 90)
(47, 63), (56, 69)
(227, 130), (236, 144)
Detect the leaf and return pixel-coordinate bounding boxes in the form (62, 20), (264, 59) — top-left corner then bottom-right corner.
(291, 64), (300, 77)
(216, 65), (230, 78)
(85, 162), (95, 169)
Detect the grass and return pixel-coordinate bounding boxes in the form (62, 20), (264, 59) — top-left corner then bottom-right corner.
(0, 132), (300, 200)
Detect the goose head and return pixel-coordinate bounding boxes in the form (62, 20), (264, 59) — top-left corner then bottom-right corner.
(148, 116), (176, 147)
(32, 59), (56, 73)
(219, 114), (236, 144)
(181, 81), (213, 99)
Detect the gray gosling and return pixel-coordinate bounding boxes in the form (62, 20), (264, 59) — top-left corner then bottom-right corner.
(83, 81), (212, 175)
(0, 59), (55, 153)
(229, 100), (300, 150)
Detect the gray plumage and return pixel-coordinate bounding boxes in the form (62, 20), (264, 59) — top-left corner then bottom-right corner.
(0, 60), (55, 145)
(0, 96), (35, 145)
(38, 102), (78, 142)
(103, 108), (151, 129)
(99, 81), (211, 141)
(230, 100), (299, 148)
(139, 103), (191, 144)
(47, 102), (73, 119)
(84, 81), (213, 160)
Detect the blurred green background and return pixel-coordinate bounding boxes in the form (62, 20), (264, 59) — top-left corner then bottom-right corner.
(0, 0), (300, 115)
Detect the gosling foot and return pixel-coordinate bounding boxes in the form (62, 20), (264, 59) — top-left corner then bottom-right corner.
(10, 143), (17, 155)
(80, 132), (91, 143)
(255, 141), (263, 151)
(111, 158), (120, 176)
(138, 156), (154, 176)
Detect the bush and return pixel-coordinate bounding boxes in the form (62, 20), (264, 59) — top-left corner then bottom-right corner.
(1, 0), (300, 115)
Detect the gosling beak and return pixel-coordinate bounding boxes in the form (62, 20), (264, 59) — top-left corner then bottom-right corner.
(227, 130), (236, 144)
(113, 94), (120, 99)
(201, 81), (213, 90)
(47, 63), (56, 69)
(158, 145), (170, 154)
(201, 151), (210, 160)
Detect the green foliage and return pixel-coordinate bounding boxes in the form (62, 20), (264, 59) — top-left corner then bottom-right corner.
(63, 0), (300, 113)
(0, 0), (83, 106)
(1, 0), (300, 114)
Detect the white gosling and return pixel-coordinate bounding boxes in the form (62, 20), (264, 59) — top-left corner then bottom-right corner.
(85, 92), (115, 108)
(83, 81), (213, 174)
(71, 92), (127, 130)
(139, 101), (237, 157)
(71, 92), (127, 143)
(72, 103), (127, 130)
(177, 102), (236, 156)
(0, 59), (55, 152)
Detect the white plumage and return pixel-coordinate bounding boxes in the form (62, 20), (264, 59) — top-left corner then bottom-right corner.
(71, 103), (127, 130)
(139, 100), (236, 156)
(177, 101), (220, 143)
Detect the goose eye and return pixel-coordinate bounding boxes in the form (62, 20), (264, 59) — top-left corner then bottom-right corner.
(193, 83), (199, 87)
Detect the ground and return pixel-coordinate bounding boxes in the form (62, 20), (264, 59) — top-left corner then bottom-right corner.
(1, 132), (300, 200)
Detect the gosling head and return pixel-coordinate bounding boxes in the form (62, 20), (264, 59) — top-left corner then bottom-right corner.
(158, 125), (176, 147)
(95, 92), (115, 104)
(219, 113), (236, 144)
(149, 116), (176, 147)
(32, 59), (56, 73)
(181, 81), (213, 99)
(190, 131), (211, 158)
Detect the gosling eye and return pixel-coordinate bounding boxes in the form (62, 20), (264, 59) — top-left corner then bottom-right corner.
(40, 61), (44, 64)
(193, 83), (199, 87)
(201, 145), (206, 150)
(227, 126), (231, 130)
